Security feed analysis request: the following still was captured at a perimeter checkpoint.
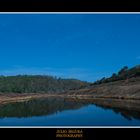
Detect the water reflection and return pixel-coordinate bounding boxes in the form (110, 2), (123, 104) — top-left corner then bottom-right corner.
(94, 104), (140, 121)
(0, 97), (85, 118)
(81, 98), (140, 121)
(0, 97), (140, 122)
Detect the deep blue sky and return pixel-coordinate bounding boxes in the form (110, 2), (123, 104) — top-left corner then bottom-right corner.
(0, 14), (140, 82)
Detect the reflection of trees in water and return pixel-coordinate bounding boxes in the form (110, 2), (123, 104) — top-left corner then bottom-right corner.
(114, 108), (140, 121)
(75, 98), (140, 121)
(93, 103), (140, 121)
(119, 112), (132, 121)
(0, 97), (86, 118)
(0, 97), (140, 121)
(68, 98), (140, 121)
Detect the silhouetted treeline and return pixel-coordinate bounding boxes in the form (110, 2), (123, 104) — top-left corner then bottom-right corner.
(93, 65), (140, 85)
(0, 75), (89, 94)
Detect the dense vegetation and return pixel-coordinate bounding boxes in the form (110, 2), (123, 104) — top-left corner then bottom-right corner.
(93, 65), (140, 85)
(0, 75), (89, 94)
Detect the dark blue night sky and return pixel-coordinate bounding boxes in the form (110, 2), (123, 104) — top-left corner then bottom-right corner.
(0, 14), (140, 82)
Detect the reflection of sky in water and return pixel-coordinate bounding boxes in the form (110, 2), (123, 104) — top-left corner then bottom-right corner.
(0, 104), (140, 126)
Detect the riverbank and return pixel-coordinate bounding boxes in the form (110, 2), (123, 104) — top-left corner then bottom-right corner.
(0, 93), (95, 104)
(0, 91), (140, 105)
(0, 93), (56, 104)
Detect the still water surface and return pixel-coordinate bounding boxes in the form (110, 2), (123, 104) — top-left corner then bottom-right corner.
(0, 97), (140, 126)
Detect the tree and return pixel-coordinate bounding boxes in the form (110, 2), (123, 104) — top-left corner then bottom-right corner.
(100, 77), (106, 83)
(118, 66), (128, 75)
(111, 73), (117, 78)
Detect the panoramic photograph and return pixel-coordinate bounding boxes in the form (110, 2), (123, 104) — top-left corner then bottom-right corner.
(0, 13), (140, 126)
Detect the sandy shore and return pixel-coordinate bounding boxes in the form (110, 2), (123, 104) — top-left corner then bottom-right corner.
(0, 93), (60, 104)
(0, 92), (140, 105)
(0, 93), (95, 104)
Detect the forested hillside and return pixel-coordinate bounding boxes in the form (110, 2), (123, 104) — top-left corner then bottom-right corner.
(0, 75), (89, 94)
